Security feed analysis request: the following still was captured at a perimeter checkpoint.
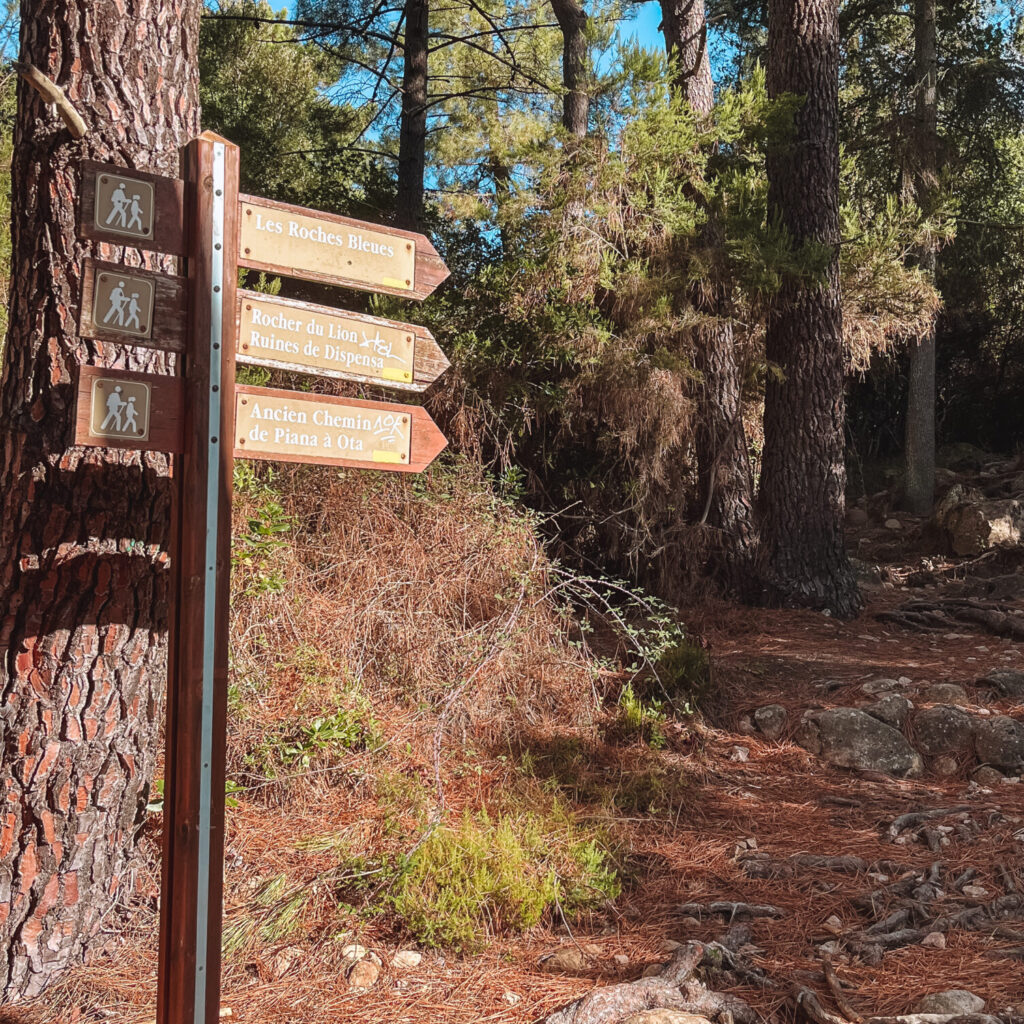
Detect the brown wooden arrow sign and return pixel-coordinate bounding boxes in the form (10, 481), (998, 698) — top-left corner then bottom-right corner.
(235, 290), (449, 392)
(237, 194), (449, 299)
(233, 384), (447, 473)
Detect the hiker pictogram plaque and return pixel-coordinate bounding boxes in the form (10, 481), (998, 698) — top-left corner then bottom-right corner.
(94, 171), (155, 240)
(73, 366), (185, 453)
(78, 159), (186, 255)
(234, 385), (447, 473)
(235, 291), (448, 391)
(238, 194), (450, 299)
(91, 269), (156, 339)
(79, 259), (188, 352)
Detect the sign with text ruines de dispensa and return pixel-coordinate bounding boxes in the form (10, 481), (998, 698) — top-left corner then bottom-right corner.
(235, 290), (449, 392)
(238, 195), (449, 300)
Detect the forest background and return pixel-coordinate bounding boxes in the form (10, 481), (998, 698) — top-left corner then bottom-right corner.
(0, 0), (1023, 1013)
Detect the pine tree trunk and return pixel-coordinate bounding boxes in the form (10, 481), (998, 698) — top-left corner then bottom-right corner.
(904, 0), (937, 515)
(0, 0), (199, 999)
(550, 0), (589, 138)
(761, 0), (860, 617)
(396, 0), (429, 231)
(661, 0), (759, 593)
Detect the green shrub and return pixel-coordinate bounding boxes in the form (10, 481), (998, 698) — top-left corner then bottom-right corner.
(387, 811), (619, 950)
(614, 683), (667, 748)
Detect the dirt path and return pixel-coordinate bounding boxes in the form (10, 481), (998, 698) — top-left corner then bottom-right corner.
(19, 565), (1024, 1024)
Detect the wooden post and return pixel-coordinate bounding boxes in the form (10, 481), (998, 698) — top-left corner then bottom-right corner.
(158, 132), (240, 1024)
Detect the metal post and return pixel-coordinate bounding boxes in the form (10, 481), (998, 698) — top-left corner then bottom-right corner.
(158, 132), (240, 1024)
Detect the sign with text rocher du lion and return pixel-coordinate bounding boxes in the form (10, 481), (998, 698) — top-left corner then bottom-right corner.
(238, 195), (449, 300)
(234, 385), (448, 473)
(236, 290), (450, 393)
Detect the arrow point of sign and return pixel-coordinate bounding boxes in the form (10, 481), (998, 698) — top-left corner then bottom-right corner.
(412, 405), (449, 471)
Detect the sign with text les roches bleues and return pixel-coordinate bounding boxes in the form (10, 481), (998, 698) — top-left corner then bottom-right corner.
(238, 195), (449, 300)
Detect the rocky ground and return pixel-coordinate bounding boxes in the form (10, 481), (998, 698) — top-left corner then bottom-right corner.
(15, 452), (1024, 1024)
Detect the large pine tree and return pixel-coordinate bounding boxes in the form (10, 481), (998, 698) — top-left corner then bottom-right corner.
(0, 0), (200, 998)
(760, 0), (861, 616)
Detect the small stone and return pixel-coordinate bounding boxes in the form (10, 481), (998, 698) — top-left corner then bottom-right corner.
(271, 945), (303, 978)
(540, 948), (587, 973)
(915, 991), (985, 1015)
(391, 950), (422, 970)
(583, 943), (602, 955)
(973, 765), (1005, 786)
(920, 931), (946, 949)
(962, 884), (989, 898)
(613, 953), (630, 966)
(975, 715), (1024, 769)
(861, 677), (904, 695)
(737, 715), (756, 736)
(753, 705), (788, 741)
(680, 916), (701, 929)
(621, 1014), (715, 1024)
(862, 694), (914, 729)
(503, 991), (521, 1006)
(823, 915), (844, 935)
(885, 518), (903, 530)
(340, 943), (367, 967)
(922, 683), (971, 706)
(817, 941), (841, 955)
(933, 755), (960, 777)
(660, 939), (682, 953)
(729, 746), (750, 762)
(643, 963), (663, 977)
(347, 959), (380, 991)
(981, 670), (1024, 698)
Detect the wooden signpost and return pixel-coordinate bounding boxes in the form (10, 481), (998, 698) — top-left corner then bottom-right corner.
(71, 138), (450, 1024)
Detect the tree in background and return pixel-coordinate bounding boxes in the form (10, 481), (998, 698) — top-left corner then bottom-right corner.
(0, 0), (200, 999)
(659, 0), (759, 594)
(760, 0), (861, 615)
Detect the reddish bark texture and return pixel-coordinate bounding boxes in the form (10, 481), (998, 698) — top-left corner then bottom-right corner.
(760, 0), (860, 616)
(0, 0), (200, 999)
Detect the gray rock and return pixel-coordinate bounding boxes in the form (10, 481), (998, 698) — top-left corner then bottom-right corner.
(921, 683), (970, 706)
(621, 1014), (714, 1024)
(981, 670), (1024, 698)
(932, 755), (960, 777)
(914, 991), (985, 1015)
(540, 948), (588, 973)
(796, 708), (924, 777)
(974, 715), (1024, 769)
(972, 765), (1005, 786)
(913, 705), (977, 756)
(941, 497), (1023, 556)
(754, 704), (788, 740)
(863, 694), (914, 729)
(861, 678), (904, 696)
(347, 959), (380, 990)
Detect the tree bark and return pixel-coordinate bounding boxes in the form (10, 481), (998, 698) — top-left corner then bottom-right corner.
(0, 0), (200, 999)
(661, 0), (759, 593)
(550, 0), (588, 138)
(660, 0), (713, 111)
(760, 0), (860, 616)
(396, 0), (429, 231)
(903, 0), (937, 515)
